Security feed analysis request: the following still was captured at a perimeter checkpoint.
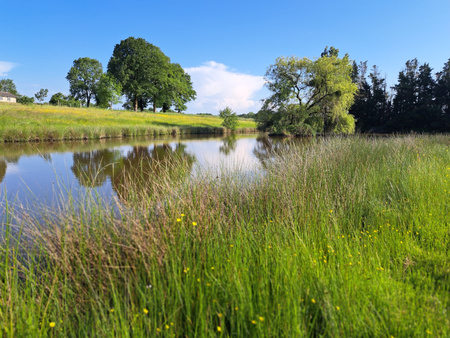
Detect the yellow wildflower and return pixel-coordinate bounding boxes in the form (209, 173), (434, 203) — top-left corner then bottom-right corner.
(49, 322), (56, 328)
(217, 326), (222, 332)
(143, 308), (149, 314)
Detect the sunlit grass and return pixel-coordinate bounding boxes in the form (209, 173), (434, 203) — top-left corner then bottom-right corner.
(0, 135), (449, 336)
(0, 103), (257, 142)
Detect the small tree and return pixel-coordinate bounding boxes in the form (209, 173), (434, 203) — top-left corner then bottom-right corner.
(219, 107), (239, 131)
(49, 92), (68, 106)
(17, 95), (34, 105)
(34, 88), (48, 103)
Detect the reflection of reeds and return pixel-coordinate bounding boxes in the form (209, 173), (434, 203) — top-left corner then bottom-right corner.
(0, 104), (257, 142)
(1, 135), (449, 336)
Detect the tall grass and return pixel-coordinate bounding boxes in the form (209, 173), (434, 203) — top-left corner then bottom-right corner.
(0, 104), (257, 142)
(1, 135), (449, 336)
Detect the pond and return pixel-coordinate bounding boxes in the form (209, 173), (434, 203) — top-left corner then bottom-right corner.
(0, 134), (301, 214)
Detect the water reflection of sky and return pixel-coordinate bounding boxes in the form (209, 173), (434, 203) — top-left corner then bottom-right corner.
(0, 135), (268, 212)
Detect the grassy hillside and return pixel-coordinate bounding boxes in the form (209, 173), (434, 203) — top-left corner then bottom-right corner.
(0, 104), (257, 142)
(1, 135), (449, 336)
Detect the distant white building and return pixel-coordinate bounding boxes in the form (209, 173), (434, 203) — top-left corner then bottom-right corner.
(0, 91), (17, 103)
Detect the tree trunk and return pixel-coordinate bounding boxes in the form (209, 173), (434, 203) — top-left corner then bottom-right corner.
(153, 101), (157, 113)
(134, 96), (138, 112)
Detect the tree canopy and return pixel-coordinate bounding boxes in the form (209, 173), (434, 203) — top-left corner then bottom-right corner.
(49, 92), (83, 107)
(257, 47), (357, 135)
(95, 74), (122, 109)
(219, 107), (239, 131)
(34, 88), (48, 103)
(350, 58), (450, 133)
(107, 37), (196, 112)
(0, 79), (18, 96)
(66, 57), (103, 107)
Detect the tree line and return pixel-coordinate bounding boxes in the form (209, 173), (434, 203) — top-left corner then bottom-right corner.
(1, 37), (196, 112)
(66, 37), (196, 112)
(0, 79), (50, 105)
(350, 58), (450, 133)
(255, 48), (450, 134)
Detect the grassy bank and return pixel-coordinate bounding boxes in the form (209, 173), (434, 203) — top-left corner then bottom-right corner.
(1, 135), (449, 336)
(0, 104), (257, 142)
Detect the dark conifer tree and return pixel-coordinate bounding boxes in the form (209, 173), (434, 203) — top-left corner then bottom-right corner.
(436, 59), (450, 131)
(391, 59), (420, 131)
(415, 63), (440, 130)
(350, 63), (390, 132)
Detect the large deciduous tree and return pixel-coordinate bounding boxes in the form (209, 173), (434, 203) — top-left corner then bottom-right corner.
(257, 47), (357, 135)
(159, 63), (196, 113)
(107, 37), (196, 113)
(66, 57), (103, 107)
(107, 37), (170, 112)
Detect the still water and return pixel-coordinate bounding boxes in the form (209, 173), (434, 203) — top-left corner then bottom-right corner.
(0, 134), (293, 210)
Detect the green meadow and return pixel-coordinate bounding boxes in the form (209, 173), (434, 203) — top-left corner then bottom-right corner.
(0, 104), (257, 142)
(1, 135), (449, 336)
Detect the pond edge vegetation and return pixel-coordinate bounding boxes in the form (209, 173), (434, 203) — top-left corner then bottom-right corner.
(1, 135), (449, 336)
(0, 104), (257, 143)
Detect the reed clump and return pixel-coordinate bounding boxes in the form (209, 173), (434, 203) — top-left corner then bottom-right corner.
(1, 135), (449, 336)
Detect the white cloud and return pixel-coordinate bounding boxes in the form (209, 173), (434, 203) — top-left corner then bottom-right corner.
(0, 61), (17, 76)
(185, 61), (266, 114)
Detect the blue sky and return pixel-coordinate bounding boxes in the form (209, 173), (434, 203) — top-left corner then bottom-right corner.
(1, 0), (449, 114)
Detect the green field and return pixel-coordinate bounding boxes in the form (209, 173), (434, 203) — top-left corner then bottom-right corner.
(1, 135), (449, 336)
(0, 104), (257, 142)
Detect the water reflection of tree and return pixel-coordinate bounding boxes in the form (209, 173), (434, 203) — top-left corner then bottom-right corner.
(71, 143), (196, 202)
(0, 156), (21, 184)
(71, 149), (122, 187)
(0, 160), (6, 184)
(253, 136), (312, 168)
(111, 144), (196, 202)
(219, 134), (238, 156)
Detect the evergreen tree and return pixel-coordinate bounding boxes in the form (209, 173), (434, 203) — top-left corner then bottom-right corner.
(391, 59), (420, 131)
(415, 63), (440, 130)
(436, 59), (450, 131)
(350, 63), (390, 132)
